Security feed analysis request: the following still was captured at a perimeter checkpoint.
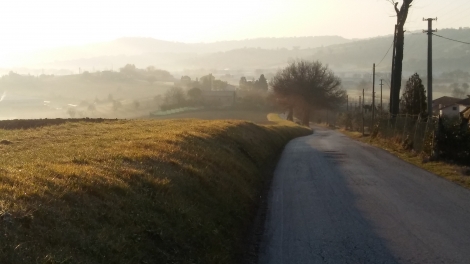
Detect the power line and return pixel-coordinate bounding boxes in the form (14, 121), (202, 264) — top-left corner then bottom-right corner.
(377, 41), (394, 67)
(432, 33), (470, 45)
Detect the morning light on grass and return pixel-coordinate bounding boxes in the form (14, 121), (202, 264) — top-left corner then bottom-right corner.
(1, 0), (470, 263)
(0, 118), (311, 263)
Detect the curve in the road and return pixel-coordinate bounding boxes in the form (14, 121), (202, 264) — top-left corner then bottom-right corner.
(259, 126), (470, 264)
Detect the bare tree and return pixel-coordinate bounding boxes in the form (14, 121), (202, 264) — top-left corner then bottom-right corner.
(388, 0), (413, 116)
(271, 60), (346, 126)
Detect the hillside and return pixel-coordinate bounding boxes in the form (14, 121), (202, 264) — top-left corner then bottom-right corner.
(0, 118), (312, 263)
(9, 28), (469, 77)
(6, 36), (350, 71)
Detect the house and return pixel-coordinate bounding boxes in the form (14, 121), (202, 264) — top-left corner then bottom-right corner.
(201, 90), (236, 107)
(439, 104), (469, 118)
(438, 96), (470, 118)
(432, 96), (461, 115)
(462, 107), (470, 120)
(460, 107), (470, 128)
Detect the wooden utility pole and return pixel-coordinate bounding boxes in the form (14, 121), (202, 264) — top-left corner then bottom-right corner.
(423, 17), (437, 116)
(390, 25), (397, 114)
(380, 79), (384, 114)
(372, 63), (376, 123)
(362, 89), (365, 136)
(347, 95), (349, 111)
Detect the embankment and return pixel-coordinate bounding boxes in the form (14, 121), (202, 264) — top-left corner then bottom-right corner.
(0, 118), (311, 263)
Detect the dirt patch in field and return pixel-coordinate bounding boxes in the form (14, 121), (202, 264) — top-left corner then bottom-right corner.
(150, 110), (273, 124)
(0, 118), (119, 130)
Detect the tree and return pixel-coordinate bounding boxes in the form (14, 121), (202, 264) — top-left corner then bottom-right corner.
(120, 64), (137, 76)
(270, 60), (346, 126)
(200, 74), (215, 90)
(257, 74), (268, 91)
(239, 77), (248, 90)
(163, 87), (186, 105)
(400, 73), (427, 116)
(181, 76), (192, 88)
(187, 87), (202, 101)
(388, 0), (414, 116)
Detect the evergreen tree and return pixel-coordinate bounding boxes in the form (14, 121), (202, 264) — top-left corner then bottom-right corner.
(257, 74), (268, 91)
(400, 73), (427, 116)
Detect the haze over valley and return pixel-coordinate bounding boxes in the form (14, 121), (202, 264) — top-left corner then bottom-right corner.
(0, 0), (469, 120)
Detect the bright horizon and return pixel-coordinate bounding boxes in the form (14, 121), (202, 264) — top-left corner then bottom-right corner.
(0, 0), (469, 57)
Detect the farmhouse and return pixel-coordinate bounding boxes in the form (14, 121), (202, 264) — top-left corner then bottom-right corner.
(437, 96), (470, 118)
(432, 96), (461, 115)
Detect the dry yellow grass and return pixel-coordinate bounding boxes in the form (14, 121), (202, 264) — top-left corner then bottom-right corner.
(0, 118), (311, 263)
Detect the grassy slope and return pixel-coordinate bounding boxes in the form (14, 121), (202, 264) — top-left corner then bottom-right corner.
(0, 118), (311, 263)
(340, 129), (470, 189)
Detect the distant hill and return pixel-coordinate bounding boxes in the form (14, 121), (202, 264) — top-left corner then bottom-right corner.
(5, 29), (470, 77)
(307, 28), (470, 75)
(8, 36), (350, 69)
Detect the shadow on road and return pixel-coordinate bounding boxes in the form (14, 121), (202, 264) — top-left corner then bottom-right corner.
(259, 131), (399, 263)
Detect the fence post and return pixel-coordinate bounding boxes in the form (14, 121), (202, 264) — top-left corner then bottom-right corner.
(392, 114), (399, 139)
(422, 117), (430, 154)
(386, 114), (391, 138)
(402, 114), (409, 141)
(413, 115), (421, 150)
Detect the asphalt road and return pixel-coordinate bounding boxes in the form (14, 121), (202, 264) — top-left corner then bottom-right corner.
(259, 126), (470, 264)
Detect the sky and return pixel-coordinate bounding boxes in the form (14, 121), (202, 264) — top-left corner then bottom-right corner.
(0, 0), (469, 56)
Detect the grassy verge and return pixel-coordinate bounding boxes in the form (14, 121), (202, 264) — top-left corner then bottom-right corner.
(339, 129), (470, 189)
(0, 117), (310, 263)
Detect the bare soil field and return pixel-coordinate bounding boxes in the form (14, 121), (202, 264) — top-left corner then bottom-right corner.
(0, 118), (119, 130)
(149, 109), (274, 124)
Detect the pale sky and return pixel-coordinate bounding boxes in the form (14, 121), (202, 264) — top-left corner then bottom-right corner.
(0, 0), (469, 55)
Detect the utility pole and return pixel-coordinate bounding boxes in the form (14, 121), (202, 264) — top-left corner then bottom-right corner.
(372, 63), (376, 123)
(380, 79), (384, 114)
(423, 18), (437, 116)
(362, 89), (365, 136)
(347, 95), (349, 111)
(390, 25), (398, 115)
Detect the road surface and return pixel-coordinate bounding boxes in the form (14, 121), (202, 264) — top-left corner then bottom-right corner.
(259, 126), (470, 264)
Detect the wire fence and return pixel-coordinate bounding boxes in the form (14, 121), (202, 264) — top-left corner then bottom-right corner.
(309, 103), (470, 165)
(373, 114), (437, 155)
(334, 110), (438, 157)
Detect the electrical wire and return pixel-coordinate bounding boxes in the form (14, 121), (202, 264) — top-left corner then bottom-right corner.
(377, 41), (394, 67)
(432, 33), (470, 45)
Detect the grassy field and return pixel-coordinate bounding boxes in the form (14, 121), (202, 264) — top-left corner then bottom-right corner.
(149, 109), (274, 124)
(0, 116), (311, 263)
(340, 129), (470, 189)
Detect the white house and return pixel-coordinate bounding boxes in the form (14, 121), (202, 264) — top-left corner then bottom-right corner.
(439, 104), (469, 118)
(439, 96), (470, 118)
